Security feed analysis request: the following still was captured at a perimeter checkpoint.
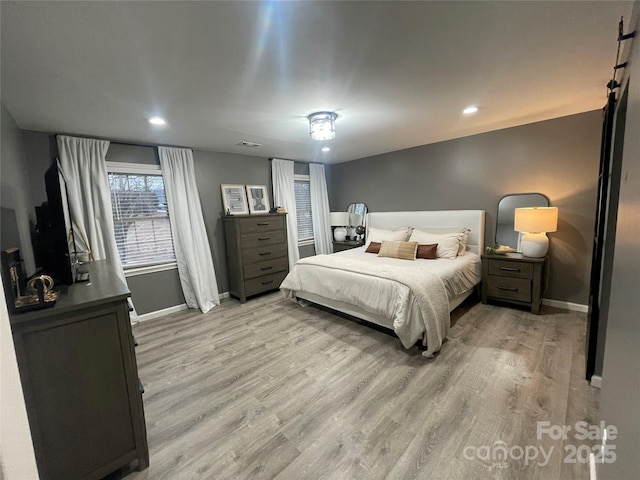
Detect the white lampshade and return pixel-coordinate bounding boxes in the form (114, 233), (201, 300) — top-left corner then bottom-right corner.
(330, 212), (350, 226)
(349, 213), (362, 226)
(514, 207), (558, 233)
(514, 207), (558, 258)
(330, 212), (350, 242)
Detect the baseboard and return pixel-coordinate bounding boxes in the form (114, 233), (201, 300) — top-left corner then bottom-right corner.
(590, 375), (602, 389)
(541, 298), (589, 313)
(135, 292), (230, 323)
(137, 303), (189, 323)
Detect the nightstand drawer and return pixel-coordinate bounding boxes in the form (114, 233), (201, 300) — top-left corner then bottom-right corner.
(488, 259), (534, 279)
(485, 276), (532, 303)
(243, 257), (288, 280)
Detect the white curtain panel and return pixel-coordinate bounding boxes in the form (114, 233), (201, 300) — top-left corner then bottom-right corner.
(158, 147), (220, 313)
(56, 135), (137, 319)
(271, 158), (300, 269)
(309, 163), (333, 254)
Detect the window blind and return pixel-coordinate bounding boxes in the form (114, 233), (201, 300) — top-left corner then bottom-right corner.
(108, 172), (176, 268)
(294, 179), (314, 241)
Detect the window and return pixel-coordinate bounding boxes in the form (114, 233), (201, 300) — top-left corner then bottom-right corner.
(294, 174), (314, 245)
(106, 162), (176, 274)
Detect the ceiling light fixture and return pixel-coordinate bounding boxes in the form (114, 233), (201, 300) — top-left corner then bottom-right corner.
(463, 106), (478, 115)
(148, 116), (167, 126)
(321, 146), (331, 152)
(308, 111), (337, 141)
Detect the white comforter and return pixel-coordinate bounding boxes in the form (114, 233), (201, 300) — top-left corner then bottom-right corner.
(280, 247), (481, 357)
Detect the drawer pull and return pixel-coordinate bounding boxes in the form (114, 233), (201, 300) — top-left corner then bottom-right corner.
(258, 237), (271, 241)
(261, 280), (274, 285)
(260, 266), (273, 271)
(259, 252), (272, 256)
(256, 222), (270, 226)
(499, 267), (521, 272)
(497, 286), (519, 292)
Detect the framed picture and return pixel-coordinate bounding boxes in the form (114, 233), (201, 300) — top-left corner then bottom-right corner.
(246, 185), (270, 214)
(221, 184), (249, 215)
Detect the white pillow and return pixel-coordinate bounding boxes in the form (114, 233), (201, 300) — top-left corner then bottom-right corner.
(366, 227), (411, 246)
(408, 230), (462, 259)
(411, 227), (470, 256)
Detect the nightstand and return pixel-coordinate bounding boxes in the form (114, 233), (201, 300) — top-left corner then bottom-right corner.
(332, 240), (364, 252)
(481, 253), (546, 314)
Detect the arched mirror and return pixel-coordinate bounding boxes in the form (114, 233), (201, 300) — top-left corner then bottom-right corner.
(496, 193), (549, 249)
(346, 203), (367, 241)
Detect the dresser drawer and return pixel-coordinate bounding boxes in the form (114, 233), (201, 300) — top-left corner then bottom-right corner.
(241, 230), (286, 249)
(245, 270), (288, 296)
(488, 259), (534, 279)
(243, 257), (288, 280)
(485, 276), (532, 303)
(242, 244), (287, 264)
(237, 215), (284, 234)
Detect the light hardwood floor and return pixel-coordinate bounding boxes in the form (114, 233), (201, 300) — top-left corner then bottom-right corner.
(123, 292), (599, 480)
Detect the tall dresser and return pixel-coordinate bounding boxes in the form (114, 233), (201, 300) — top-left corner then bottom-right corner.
(223, 214), (289, 303)
(9, 261), (148, 480)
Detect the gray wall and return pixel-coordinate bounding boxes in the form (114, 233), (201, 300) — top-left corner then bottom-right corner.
(0, 102), (40, 478)
(328, 110), (602, 304)
(599, 4), (640, 478)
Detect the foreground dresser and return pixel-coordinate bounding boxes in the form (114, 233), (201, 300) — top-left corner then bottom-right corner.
(9, 261), (148, 480)
(224, 214), (289, 303)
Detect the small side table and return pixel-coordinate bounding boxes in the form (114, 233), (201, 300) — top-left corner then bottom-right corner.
(481, 253), (546, 314)
(333, 240), (364, 252)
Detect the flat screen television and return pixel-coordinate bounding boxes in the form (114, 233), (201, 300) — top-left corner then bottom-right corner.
(33, 161), (74, 286)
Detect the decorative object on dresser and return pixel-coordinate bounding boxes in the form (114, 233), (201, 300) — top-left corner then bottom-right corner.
(8, 260), (148, 480)
(481, 252), (546, 314)
(221, 184), (249, 215)
(495, 193), (549, 251)
(224, 214), (289, 303)
(245, 185), (270, 214)
(332, 239), (365, 252)
(514, 206), (558, 258)
(330, 211), (350, 241)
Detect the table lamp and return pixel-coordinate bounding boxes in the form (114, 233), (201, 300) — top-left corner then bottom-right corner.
(330, 212), (351, 242)
(514, 206), (558, 257)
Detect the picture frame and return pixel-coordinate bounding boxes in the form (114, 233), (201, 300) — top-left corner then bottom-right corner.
(246, 185), (270, 215)
(221, 184), (249, 215)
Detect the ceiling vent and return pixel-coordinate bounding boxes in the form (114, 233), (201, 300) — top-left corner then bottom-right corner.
(237, 141), (262, 148)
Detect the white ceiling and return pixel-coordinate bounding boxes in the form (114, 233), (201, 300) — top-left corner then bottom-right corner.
(1, 1), (633, 164)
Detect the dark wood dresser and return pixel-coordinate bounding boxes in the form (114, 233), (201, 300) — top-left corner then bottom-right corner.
(332, 240), (364, 252)
(223, 214), (289, 303)
(481, 253), (547, 314)
(9, 261), (148, 480)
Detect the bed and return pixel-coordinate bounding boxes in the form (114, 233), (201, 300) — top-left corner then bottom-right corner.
(280, 210), (485, 357)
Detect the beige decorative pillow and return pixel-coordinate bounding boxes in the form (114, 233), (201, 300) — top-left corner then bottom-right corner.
(377, 241), (418, 260)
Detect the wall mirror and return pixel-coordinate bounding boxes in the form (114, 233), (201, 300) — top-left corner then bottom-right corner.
(496, 193), (549, 249)
(346, 203), (367, 241)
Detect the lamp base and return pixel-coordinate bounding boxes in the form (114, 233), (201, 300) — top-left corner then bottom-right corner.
(333, 227), (347, 242)
(520, 233), (549, 258)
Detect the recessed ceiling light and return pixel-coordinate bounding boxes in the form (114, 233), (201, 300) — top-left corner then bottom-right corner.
(148, 116), (167, 126)
(463, 106), (478, 115)
(321, 146), (331, 152)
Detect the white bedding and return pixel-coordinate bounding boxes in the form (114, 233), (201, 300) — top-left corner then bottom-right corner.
(280, 247), (481, 357)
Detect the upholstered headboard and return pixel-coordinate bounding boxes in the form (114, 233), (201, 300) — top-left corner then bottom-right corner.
(367, 210), (486, 255)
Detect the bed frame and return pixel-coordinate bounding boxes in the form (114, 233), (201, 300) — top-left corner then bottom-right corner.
(296, 210), (486, 331)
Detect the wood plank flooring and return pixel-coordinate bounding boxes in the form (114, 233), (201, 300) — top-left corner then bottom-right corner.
(122, 293), (599, 480)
